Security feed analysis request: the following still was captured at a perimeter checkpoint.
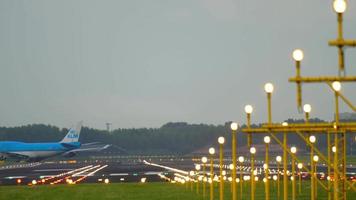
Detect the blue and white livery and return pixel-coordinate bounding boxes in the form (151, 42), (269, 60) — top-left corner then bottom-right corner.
(0, 122), (109, 162)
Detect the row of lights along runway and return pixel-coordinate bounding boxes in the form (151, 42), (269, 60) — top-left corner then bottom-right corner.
(16, 165), (109, 186)
(164, 1), (356, 200)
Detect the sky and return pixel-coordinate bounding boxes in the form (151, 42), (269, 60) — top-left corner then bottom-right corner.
(0, 0), (355, 129)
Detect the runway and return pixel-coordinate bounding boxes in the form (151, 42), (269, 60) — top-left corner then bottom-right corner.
(0, 158), (177, 186)
(0, 156), (354, 186)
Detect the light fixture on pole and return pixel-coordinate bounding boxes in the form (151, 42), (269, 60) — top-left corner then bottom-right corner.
(250, 147), (256, 200)
(303, 104), (312, 123)
(331, 0), (349, 198)
(264, 83), (274, 124)
(202, 156), (208, 198)
(309, 135), (316, 200)
(218, 136), (225, 200)
(309, 135), (316, 143)
(313, 155), (319, 199)
(230, 122), (238, 200)
(281, 122), (288, 200)
(264, 136), (271, 200)
(332, 146), (337, 153)
(332, 81), (341, 127)
(304, 103), (314, 200)
(331, 76), (342, 180)
(332, 0), (347, 74)
(209, 147), (215, 200)
(276, 156), (282, 200)
(189, 170), (195, 191)
(313, 155), (319, 162)
(195, 164), (201, 194)
(292, 49), (304, 110)
(245, 105), (253, 148)
(290, 146), (297, 200)
(238, 156), (244, 200)
(297, 163), (303, 195)
(333, 0), (347, 14)
(332, 81), (341, 92)
(229, 164), (234, 193)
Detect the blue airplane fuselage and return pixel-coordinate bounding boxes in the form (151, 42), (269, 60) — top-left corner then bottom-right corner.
(0, 141), (81, 161)
(0, 141), (80, 151)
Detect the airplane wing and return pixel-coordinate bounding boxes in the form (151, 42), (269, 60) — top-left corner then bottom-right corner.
(0, 152), (30, 161)
(0, 152), (28, 159)
(81, 142), (101, 146)
(62, 144), (110, 157)
(69, 145), (110, 153)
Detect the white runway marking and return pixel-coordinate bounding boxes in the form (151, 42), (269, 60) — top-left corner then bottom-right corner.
(33, 169), (74, 172)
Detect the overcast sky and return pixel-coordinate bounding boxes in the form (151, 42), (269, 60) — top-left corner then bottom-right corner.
(0, 0), (355, 129)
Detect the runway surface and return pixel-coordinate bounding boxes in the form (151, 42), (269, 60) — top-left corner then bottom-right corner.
(0, 156), (194, 186)
(0, 156), (354, 186)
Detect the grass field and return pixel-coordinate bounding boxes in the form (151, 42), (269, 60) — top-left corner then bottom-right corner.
(0, 181), (355, 200)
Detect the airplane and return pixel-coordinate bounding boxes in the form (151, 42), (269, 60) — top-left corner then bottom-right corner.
(0, 121), (110, 162)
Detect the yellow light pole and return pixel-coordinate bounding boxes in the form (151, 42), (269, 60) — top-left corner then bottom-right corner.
(264, 83), (274, 124)
(185, 177), (189, 190)
(303, 104), (313, 200)
(332, 144), (338, 200)
(276, 156), (282, 200)
(250, 147), (256, 200)
(229, 164), (234, 193)
(263, 84), (273, 200)
(292, 48), (304, 110)
(231, 122), (239, 200)
(331, 0), (349, 196)
(196, 164), (201, 195)
(218, 137), (225, 200)
(222, 170), (227, 185)
(272, 175), (278, 194)
(332, 80), (342, 200)
(244, 106), (252, 200)
(304, 104), (311, 124)
(245, 105), (253, 147)
(238, 156), (245, 200)
(327, 130), (332, 200)
(198, 176), (203, 190)
(313, 155), (319, 199)
(309, 135), (316, 200)
(202, 156), (208, 198)
(303, 104), (312, 199)
(303, 102), (312, 199)
(189, 171), (195, 191)
(331, 0), (349, 194)
(282, 122), (288, 200)
(290, 146), (297, 200)
(332, 0), (347, 74)
(264, 136), (271, 200)
(263, 176), (267, 191)
(297, 163), (303, 195)
(209, 147), (215, 200)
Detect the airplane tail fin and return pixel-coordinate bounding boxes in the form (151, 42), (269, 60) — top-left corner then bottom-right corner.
(60, 121), (83, 143)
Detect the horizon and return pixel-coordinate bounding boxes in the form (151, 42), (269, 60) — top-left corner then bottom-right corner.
(0, 116), (339, 130)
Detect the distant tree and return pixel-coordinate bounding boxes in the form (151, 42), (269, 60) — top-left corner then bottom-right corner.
(0, 118), (350, 155)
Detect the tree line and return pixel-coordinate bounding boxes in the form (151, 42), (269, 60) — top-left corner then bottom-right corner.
(0, 119), (354, 155)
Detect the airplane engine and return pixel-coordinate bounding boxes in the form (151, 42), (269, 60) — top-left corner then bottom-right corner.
(64, 152), (76, 158)
(0, 154), (7, 161)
